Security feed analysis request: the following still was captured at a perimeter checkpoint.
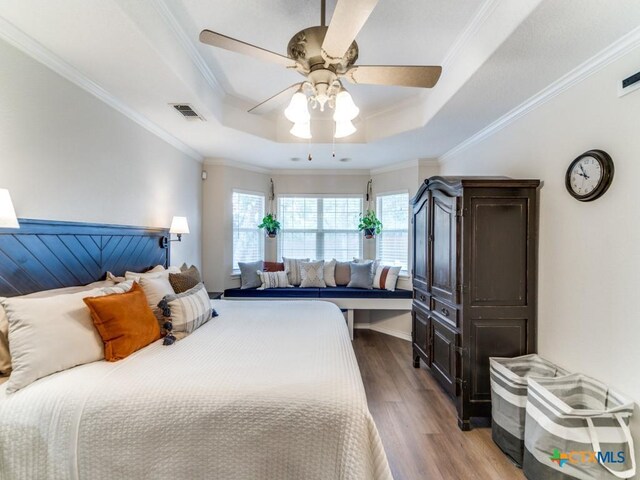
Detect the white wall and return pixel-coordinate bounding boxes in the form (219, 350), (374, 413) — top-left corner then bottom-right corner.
(0, 39), (202, 268)
(439, 46), (640, 460)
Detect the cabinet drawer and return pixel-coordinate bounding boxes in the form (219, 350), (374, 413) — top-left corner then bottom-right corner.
(413, 288), (430, 311)
(431, 297), (459, 328)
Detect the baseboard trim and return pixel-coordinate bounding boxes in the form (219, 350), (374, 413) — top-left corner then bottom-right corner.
(354, 323), (411, 342)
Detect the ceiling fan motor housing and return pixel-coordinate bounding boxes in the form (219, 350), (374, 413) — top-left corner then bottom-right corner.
(287, 26), (358, 75)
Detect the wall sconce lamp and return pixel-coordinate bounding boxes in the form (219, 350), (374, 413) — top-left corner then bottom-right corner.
(0, 188), (19, 229)
(169, 216), (189, 242)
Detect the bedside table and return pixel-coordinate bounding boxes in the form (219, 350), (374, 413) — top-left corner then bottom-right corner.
(208, 291), (223, 300)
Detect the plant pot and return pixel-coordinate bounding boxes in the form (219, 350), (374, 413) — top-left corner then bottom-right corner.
(364, 228), (375, 239)
(266, 232), (277, 238)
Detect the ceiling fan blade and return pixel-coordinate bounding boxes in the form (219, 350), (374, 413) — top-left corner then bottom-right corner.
(345, 65), (443, 88)
(199, 29), (295, 68)
(322, 0), (379, 60)
(248, 83), (303, 115)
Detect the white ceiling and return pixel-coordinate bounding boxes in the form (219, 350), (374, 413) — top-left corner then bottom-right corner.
(0, 0), (639, 170)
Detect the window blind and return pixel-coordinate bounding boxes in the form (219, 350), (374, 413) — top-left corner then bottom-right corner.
(278, 196), (362, 261)
(376, 192), (409, 272)
(232, 191), (265, 271)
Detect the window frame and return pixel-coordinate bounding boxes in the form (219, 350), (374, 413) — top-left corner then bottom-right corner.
(231, 188), (266, 275)
(375, 189), (410, 276)
(276, 193), (364, 261)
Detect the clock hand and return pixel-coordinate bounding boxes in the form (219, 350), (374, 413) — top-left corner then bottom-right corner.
(579, 164), (590, 179)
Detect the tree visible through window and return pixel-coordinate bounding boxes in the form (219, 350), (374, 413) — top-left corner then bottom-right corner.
(278, 196), (362, 261)
(376, 192), (409, 273)
(232, 191), (265, 271)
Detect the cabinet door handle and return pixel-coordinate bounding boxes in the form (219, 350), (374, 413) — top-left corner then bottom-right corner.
(420, 294), (426, 302)
(441, 308), (450, 317)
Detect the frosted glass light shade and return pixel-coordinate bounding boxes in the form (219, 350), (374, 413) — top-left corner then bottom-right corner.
(0, 189), (19, 229)
(334, 119), (356, 138)
(290, 121), (312, 139)
(333, 90), (359, 122)
(284, 91), (310, 123)
(169, 216), (190, 235)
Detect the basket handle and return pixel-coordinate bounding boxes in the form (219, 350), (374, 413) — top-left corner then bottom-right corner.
(586, 414), (636, 479)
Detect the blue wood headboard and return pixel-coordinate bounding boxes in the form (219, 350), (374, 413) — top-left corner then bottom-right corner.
(0, 219), (170, 297)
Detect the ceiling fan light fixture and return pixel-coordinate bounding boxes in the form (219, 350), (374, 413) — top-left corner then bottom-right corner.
(284, 90), (310, 123)
(290, 121), (312, 139)
(334, 119), (356, 139)
(333, 89), (359, 122)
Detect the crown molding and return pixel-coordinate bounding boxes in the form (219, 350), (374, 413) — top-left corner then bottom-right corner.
(440, 25), (640, 164)
(271, 168), (371, 176)
(203, 158), (271, 174)
(151, 0), (223, 94)
(441, 0), (501, 69)
(0, 16), (203, 162)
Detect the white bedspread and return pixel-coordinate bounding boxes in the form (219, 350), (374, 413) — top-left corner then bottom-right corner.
(0, 300), (392, 480)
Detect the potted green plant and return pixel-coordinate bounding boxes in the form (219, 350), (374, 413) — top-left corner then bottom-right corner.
(258, 213), (281, 238)
(358, 210), (383, 239)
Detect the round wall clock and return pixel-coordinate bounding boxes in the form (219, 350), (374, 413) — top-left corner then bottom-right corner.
(565, 149), (614, 202)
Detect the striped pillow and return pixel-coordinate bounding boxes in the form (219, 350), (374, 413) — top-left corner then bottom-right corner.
(158, 283), (212, 341)
(283, 257), (309, 286)
(373, 265), (401, 291)
(258, 270), (292, 289)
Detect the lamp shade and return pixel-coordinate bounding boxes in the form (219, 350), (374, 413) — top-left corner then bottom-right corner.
(290, 121), (312, 139)
(169, 216), (189, 235)
(284, 91), (310, 123)
(334, 119), (357, 139)
(0, 189), (19, 229)
(333, 89), (359, 122)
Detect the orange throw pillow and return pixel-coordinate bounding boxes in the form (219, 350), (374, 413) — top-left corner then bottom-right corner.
(83, 282), (160, 361)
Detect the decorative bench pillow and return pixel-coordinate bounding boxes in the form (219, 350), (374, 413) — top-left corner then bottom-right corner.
(283, 257), (310, 286)
(258, 270), (292, 289)
(158, 283), (212, 343)
(263, 261), (285, 272)
(300, 260), (326, 288)
(334, 261), (351, 286)
(373, 265), (402, 291)
(324, 259), (337, 287)
(238, 260), (263, 289)
(347, 261), (374, 290)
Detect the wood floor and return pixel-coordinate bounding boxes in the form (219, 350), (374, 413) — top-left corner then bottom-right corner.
(352, 330), (525, 480)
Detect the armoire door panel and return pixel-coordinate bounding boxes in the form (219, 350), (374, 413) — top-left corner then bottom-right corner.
(412, 198), (429, 291)
(469, 318), (527, 401)
(430, 192), (458, 303)
(470, 197), (528, 306)
(412, 308), (431, 365)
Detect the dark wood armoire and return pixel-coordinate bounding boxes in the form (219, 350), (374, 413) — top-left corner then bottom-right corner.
(411, 176), (540, 430)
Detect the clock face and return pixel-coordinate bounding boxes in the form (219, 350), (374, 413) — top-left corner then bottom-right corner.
(565, 150), (614, 202)
(569, 156), (602, 197)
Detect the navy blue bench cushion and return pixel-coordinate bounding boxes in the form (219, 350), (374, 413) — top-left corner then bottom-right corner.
(223, 287), (321, 298)
(223, 287), (412, 299)
(318, 287), (412, 299)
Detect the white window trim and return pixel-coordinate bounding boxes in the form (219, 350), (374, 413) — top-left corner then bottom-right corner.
(276, 193), (364, 261)
(375, 189), (411, 277)
(231, 189), (266, 276)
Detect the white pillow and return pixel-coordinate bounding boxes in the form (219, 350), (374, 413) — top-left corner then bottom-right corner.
(324, 259), (337, 287)
(373, 265), (402, 291)
(1, 287), (107, 393)
(257, 271), (292, 289)
(124, 265), (167, 282)
(138, 276), (175, 321)
(0, 305), (9, 375)
(283, 257), (310, 286)
(300, 260), (326, 288)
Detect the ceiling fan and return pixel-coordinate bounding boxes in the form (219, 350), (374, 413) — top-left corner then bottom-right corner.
(199, 0), (442, 139)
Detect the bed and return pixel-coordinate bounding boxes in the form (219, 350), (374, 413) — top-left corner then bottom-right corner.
(0, 220), (392, 480)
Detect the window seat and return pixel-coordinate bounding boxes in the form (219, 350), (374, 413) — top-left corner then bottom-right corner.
(223, 287), (412, 339)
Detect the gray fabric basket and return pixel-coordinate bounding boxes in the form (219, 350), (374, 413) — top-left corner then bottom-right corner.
(523, 374), (635, 480)
(490, 354), (569, 467)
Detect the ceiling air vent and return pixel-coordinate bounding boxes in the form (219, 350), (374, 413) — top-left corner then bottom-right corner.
(618, 70), (640, 97)
(170, 104), (205, 121)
